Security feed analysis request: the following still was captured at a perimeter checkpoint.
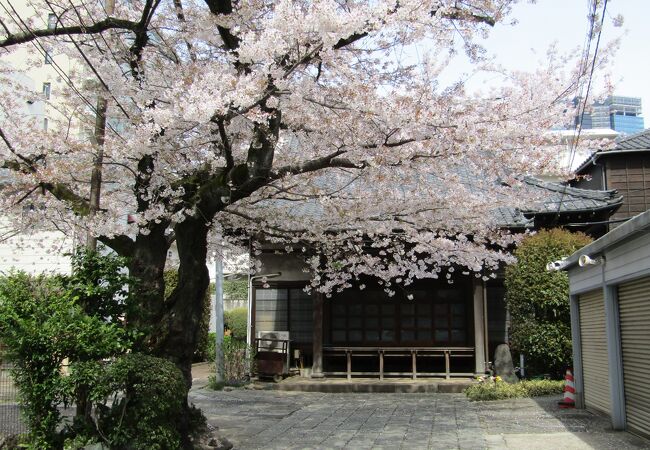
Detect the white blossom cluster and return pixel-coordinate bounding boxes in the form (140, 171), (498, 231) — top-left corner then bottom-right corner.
(0, 0), (613, 292)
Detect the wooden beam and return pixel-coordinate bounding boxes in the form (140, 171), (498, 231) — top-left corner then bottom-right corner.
(473, 278), (486, 374)
(311, 292), (324, 377)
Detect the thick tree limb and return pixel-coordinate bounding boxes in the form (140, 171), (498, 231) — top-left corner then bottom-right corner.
(98, 235), (135, 257)
(215, 119), (234, 168)
(128, 0), (161, 80)
(202, 0), (240, 51)
(271, 149), (348, 179)
(0, 17), (139, 48)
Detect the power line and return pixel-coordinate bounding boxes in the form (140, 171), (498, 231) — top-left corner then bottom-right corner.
(1, 1), (125, 139)
(554, 0), (608, 222)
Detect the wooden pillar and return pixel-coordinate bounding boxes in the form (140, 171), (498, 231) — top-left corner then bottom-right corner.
(445, 350), (450, 380)
(347, 351), (352, 380)
(473, 279), (486, 374)
(311, 292), (324, 378)
(411, 351), (417, 380)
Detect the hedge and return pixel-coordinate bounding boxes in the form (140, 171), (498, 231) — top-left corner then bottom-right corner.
(505, 229), (591, 377)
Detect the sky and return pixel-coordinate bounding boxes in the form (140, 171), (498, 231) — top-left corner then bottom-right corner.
(465, 0), (650, 122)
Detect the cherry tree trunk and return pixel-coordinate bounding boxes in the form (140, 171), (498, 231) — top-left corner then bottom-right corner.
(123, 217), (211, 447)
(127, 222), (170, 344)
(153, 216), (210, 386)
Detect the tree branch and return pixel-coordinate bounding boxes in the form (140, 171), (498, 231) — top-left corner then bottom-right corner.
(202, 0), (240, 51)
(331, 6), (497, 51)
(0, 17), (139, 48)
(98, 235), (135, 257)
(128, 0), (161, 80)
(215, 119), (234, 168)
(271, 149), (348, 179)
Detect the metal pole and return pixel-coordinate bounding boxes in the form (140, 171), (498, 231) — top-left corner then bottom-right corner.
(214, 246), (224, 383)
(246, 271), (252, 348)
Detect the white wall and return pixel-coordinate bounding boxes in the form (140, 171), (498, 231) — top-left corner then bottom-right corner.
(0, 219), (73, 275)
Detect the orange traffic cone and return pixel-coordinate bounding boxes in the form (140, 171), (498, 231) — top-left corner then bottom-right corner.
(558, 368), (575, 408)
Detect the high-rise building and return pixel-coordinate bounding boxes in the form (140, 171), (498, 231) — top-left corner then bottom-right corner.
(574, 95), (644, 135)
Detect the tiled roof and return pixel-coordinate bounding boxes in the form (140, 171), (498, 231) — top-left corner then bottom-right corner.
(575, 128), (650, 172)
(254, 173), (622, 230)
(493, 207), (532, 228)
(493, 177), (622, 228)
(615, 128), (650, 150)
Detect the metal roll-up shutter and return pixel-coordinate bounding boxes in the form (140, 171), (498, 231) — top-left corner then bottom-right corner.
(618, 276), (650, 439)
(579, 289), (610, 415)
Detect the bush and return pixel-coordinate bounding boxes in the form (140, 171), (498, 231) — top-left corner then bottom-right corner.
(0, 270), (129, 449)
(223, 278), (247, 302)
(65, 248), (133, 322)
(505, 229), (591, 378)
(66, 354), (187, 450)
(164, 270), (212, 361)
(206, 332), (216, 363)
(224, 307), (248, 341)
(464, 377), (565, 401)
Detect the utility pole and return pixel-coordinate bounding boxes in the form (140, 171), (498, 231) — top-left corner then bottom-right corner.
(213, 242), (225, 383)
(86, 0), (115, 251)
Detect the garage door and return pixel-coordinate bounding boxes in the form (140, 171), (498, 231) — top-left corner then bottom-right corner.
(618, 276), (650, 438)
(579, 289), (610, 415)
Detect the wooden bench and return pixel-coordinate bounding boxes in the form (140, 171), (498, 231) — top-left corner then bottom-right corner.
(322, 346), (474, 380)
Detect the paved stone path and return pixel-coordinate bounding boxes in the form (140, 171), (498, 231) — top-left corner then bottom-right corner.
(189, 387), (650, 450)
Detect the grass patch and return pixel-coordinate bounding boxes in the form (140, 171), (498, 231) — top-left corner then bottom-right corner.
(464, 377), (564, 401)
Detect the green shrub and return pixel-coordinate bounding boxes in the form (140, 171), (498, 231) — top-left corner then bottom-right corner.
(164, 270), (212, 361)
(66, 353), (187, 450)
(206, 332), (216, 363)
(0, 270), (129, 449)
(224, 278), (247, 302)
(65, 248), (133, 322)
(464, 377), (565, 401)
(505, 229), (591, 378)
(224, 307), (248, 341)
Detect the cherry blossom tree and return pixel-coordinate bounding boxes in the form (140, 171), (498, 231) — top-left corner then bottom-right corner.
(1, 0), (609, 431)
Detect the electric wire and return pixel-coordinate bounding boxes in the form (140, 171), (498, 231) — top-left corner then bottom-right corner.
(1, 0), (125, 139)
(553, 0), (608, 223)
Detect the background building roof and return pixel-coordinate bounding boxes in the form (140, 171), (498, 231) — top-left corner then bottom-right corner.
(495, 177), (622, 228)
(575, 128), (650, 173)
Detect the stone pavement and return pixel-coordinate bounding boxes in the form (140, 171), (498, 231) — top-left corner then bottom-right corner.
(189, 386), (650, 450)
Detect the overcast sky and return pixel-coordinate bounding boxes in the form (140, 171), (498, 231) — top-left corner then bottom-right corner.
(467, 0), (649, 124)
